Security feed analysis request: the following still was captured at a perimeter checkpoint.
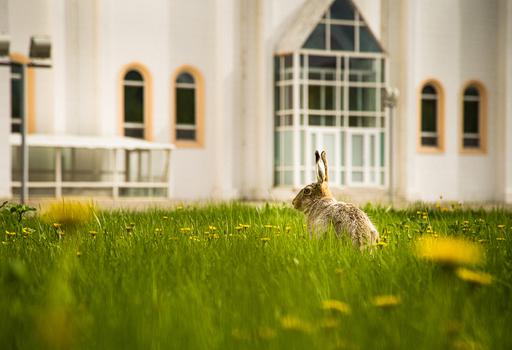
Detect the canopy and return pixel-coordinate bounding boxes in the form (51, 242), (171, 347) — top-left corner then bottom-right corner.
(10, 133), (175, 151)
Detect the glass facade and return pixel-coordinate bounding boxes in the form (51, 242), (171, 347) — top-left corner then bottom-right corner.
(274, 0), (387, 187)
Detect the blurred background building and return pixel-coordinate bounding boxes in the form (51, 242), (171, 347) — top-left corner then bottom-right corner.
(0, 0), (511, 203)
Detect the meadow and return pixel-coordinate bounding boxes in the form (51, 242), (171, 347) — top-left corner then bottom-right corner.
(0, 201), (511, 350)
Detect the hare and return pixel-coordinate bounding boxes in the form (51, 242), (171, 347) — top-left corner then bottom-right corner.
(292, 150), (379, 247)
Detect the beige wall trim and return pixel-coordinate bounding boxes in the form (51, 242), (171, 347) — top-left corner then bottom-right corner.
(118, 62), (153, 141)
(170, 65), (205, 148)
(417, 78), (445, 153)
(459, 80), (488, 155)
(10, 53), (36, 134)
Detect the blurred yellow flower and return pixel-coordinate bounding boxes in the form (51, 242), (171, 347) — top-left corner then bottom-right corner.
(41, 200), (95, 231)
(260, 237), (271, 241)
(321, 299), (351, 315)
(455, 268), (493, 286)
(372, 295), (401, 308)
(415, 236), (484, 266)
(5, 230), (16, 237)
(280, 315), (313, 333)
(180, 227), (192, 232)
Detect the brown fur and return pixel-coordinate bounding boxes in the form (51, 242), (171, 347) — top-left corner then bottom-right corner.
(292, 151), (379, 247)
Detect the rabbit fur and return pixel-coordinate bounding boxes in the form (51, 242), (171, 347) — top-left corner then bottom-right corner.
(292, 150), (379, 247)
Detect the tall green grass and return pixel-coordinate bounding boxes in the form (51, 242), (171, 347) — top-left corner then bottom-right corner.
(0, 202), (511, 349)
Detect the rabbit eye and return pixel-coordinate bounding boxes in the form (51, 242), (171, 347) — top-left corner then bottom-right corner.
(304, 188), (312, 195)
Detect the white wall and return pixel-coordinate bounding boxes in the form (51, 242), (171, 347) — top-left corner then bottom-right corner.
(457, 0), (498, 202)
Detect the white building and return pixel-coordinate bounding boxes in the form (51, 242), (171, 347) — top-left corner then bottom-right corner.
(0, 0), (511, 203)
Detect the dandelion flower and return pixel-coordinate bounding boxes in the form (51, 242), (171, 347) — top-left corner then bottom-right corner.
(414, 236), (484, 266)
(280, 315), (313, 333)
(372, 295), (401, 308)
(260, 237), (271, 242)
(321, 300), (351, 315)
(455, 267), (493, 286)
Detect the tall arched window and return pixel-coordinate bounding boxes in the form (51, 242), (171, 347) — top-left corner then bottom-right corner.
(172, 66), (204, 147)
(123, 70), (145, 139)
(175, 73), (196, 141)
(11, 63), (24, 133)
(419, 81), (444, 151)
(461, 82), (486, 153)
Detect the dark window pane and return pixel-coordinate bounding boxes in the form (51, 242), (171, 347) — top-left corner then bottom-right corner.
(464, 86), (479, 96)
(274, 86), (280, 111)
(463, 101), (479, 133)
(349, 116), (376, 127)
(176, 73), (194, 84)
(308, 55), (336, 80)
(176, 129), (196, 140)
(330, 25), (354, 51)
(274, 56), (280, 82)
(303, 24), (326, 50)
(349, 87), (376, 111)
(284, 85), (293, 110)
(125, 70), (143, 81)
(422, 85), (436, 95)
(422, 137), (438, 146)
(11, 123), (21, 133)
(124, 86), (144, 123)
(176, 88), (196, 125)
(11, 78), (23, 119)
(330, 0), (355, 20)
(463, 138), (480, 148)
(349, 58), (377, 82)
(125, 128), (144, 139)
(360, 26), (381, 52)
(11, 63), (23, 75)
(421, 99), (437, 132)
(308, 85), (335, 110)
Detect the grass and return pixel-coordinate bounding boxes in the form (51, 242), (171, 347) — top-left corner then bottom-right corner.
(1, 201), (511, 349)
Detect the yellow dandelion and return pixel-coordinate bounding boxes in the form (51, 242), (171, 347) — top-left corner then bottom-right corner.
(455, 267), (493, 286)
(319, 317), (340, 329)
(260, 237), (271, 242)
(497, 224), (505, 229)
(89, 230), (97, 237)
(496, 237), (506, 241)
(372, 295), (401, 308)
(5, 230), (16, 237)
(52, 223), (61, 229)
(258, 327), (277, 339)
(263, 224), (274, 229)
(376, 241), (388, 247)
(280, 315), (313, 333)
(208, 225), (218, 231)
(414, 236), (484, 266)
(180, 227), (192, 233)
(234, 226), (244, 231)
(321, 300), (351, 315)
(76, 251), (82, 257)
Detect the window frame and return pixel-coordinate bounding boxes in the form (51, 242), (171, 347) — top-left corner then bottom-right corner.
(119, 63), (153, 141)
(417, 79), (445, 153)
(171, 65), (205, 148)
(460, 81), (487, 154)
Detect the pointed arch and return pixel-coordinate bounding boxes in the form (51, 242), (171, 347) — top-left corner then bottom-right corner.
(118, 62), (153, 140)
(9, 52), (36, 134)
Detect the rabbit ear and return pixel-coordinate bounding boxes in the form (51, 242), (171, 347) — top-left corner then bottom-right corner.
(321, 151), (329, 182)
(315, 150), (325, 183)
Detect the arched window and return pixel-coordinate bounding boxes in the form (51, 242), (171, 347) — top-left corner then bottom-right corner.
(461, 83), (486, 152)
(123, 69), (145, 139)
(419, 81), (444, 151)
(175, 73), (196, 141)
(11, 63), (24, 133)
(172, 66), (204, 147)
